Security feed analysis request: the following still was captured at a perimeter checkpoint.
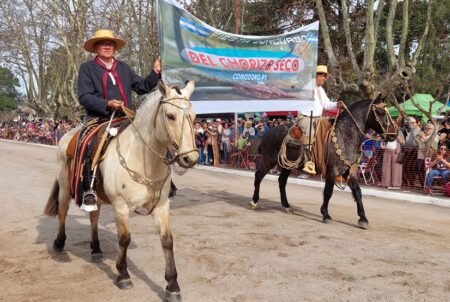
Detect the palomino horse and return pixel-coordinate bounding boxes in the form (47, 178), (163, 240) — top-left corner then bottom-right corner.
(44, 81), (198, 302)
(251, 95), (397, 228)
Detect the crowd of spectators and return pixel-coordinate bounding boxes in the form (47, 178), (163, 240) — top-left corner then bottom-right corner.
(2, 112), (449, 196)
(194, 116), (294, 166)
(365, 114), (450, 194)
(0, 118), (79, 145)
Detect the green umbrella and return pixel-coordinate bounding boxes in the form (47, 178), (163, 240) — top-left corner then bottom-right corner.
(388, 94), (449, 122)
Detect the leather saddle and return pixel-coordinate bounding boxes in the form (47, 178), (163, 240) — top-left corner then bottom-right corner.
(67, 117), (129, 204)
(285, 125), (304, 148)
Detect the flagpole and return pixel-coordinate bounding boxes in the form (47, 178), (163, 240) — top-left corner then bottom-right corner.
(233, 0), (240, 145)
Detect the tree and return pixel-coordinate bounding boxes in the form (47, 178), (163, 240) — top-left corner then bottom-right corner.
(0, 66), (20, 111)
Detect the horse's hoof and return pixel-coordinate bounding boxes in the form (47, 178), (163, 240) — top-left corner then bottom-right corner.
(284, 207), (292, 214)
(358, 220), (369, 229)
(53, 241), (64, 253)
(91, 253), (103, 263)
(249, 201), (258, 210)
(323, 217), (333, 224)
(166, 291), (182, 302)
(116, 278), (133, 290)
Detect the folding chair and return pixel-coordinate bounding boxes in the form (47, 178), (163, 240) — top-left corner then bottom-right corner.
(229, 147), (249, 169)
(357, 156), (377, 184)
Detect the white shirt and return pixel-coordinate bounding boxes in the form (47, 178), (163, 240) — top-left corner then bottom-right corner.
(385, 140), (398, 150)
(299, 86), (337, 116)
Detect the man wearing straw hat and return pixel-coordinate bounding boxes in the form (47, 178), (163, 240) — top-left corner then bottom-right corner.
(297, 65), (342, 139)
(297, 65), (343, 177)
(77, 29), (161, 211)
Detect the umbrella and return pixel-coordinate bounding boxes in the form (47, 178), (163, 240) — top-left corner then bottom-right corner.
(388, 94), (449, 122)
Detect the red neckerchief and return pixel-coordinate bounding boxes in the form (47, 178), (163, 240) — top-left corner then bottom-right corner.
(94, 56), (128, 107)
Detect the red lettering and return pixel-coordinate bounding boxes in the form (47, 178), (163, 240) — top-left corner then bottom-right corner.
(265, 60), (273, 71)
(284, 59), (291, 71)
(259, 59), (267, 71)
(249, 59), (257, 70)
(199, 53), (209, 66)
(227, 58), (240, 69)
(291, 59), (299, 71)
(219, 57), (228, 68)
(279, 59), (286, 71)
(188, 50), (200, 64)
(207, 55), (217, 67)
(239, 59), (249, 70)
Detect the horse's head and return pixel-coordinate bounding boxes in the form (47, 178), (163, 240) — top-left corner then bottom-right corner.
(154, 80), (199, 168)
(366, 94), (398, 142)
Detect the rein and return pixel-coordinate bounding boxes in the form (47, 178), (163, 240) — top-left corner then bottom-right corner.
(114, 94), (197, 214)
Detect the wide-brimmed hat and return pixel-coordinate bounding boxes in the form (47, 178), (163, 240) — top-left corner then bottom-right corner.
(84, 30), (126, 53)
(316, 65), (328, 74)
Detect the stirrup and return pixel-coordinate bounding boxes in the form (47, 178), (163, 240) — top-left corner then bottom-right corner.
(80, 191), (98, 212)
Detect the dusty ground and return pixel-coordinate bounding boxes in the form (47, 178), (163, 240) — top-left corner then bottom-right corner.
(1, 140), (450, 302)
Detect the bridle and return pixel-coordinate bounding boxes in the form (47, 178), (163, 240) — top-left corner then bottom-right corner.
(115, 95), (198, 187)
(339, 100), (397, 140)
(152, 96), (199, 165)
(366, 101), (398, 140)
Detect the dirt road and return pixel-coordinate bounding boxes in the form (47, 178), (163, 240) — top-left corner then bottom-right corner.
(1, 140), (449, 302)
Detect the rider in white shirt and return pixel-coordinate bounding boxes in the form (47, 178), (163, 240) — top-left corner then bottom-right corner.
(298, 65), (342, 141)
(297, 65), (343, 176)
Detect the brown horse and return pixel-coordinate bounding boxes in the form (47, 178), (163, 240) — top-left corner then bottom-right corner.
(44, 81), (198, 302)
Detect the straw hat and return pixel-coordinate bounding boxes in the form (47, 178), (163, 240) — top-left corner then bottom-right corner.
(316, 65), (328, 74)
(83, 29), (126, 53)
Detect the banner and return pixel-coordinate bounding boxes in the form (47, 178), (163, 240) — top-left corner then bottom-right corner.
(157, 0), (319, 114)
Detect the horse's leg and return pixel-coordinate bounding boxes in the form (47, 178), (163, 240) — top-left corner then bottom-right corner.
(53, 181), (70, 252)
(251, 161), (271, 209)
(278, 168), (292, 211)
(153, 201), (181, 302)
(113, 205), (133, 289)
(347, 176), (369, 229)
(89, 205), (103, 262)
(321, 173), (335, 223)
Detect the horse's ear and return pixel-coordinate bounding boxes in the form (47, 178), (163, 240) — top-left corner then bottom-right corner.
(373, 92), (384, 104)
(183, 80), (196, 97)
(157, 80), (168, 96)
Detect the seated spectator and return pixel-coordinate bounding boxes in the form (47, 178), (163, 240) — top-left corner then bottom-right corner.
(438, 117), (450, 149)
(362, 129), (376, 160)
(425, 145), (450, 193)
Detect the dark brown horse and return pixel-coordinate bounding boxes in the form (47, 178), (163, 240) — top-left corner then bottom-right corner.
(251, 95), (397, 228)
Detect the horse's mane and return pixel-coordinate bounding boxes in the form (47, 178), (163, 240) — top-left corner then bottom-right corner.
(337, 98), (372, 123)
(134, 89), (163, 126)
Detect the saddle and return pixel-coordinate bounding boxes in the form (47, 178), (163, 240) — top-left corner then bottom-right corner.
(67, 117), (129, 205)
(285, 125), (304, 148)
(312, 118), (334, 176)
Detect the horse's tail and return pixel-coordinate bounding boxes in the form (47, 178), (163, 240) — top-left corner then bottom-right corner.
(44, 180), (60, 216)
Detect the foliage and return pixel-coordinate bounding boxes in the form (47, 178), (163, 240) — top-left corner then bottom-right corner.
(0, 0), (448, 116)
(0, 66), (20, 111)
